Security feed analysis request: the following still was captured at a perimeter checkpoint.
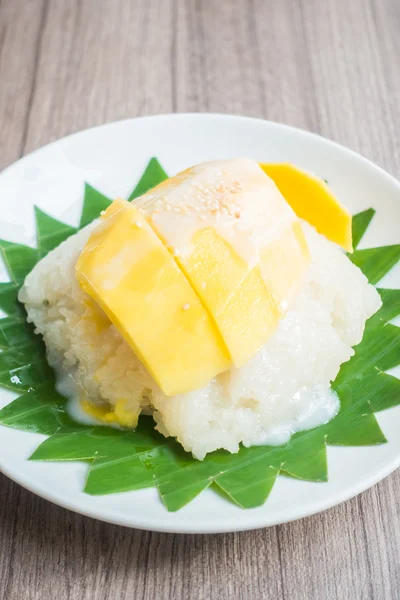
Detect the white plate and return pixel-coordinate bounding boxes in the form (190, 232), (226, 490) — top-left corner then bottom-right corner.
(0, 114), (399, 534)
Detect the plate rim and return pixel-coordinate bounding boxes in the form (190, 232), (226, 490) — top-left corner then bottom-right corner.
(2, 111), (399, 189)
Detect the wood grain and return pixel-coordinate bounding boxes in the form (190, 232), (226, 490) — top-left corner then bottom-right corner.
(1, 0), (400, 598)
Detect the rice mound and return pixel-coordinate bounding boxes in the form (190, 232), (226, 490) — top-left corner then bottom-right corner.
(19, 221), (381, 459)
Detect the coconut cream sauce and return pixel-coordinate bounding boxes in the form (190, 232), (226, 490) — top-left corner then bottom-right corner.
(135, 158), (297, 268)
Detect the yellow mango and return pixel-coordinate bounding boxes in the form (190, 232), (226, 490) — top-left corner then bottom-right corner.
(137, 158), (309, 366)
(176, 227), (279, 367)
(80, 398), (139, 428)
(76, 199), (230, 396)
(259, 163), (352, 252)
(261, 221), (310, 311)
(221, 266), (280, 366)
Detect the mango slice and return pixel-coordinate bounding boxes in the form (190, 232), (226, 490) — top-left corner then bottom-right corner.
(179, 227), (280, 367)
(261, 221), (310, 311)
(76, 199), (230, 396)
(259, 163), (353, 252)
(137, 158), (310, 367)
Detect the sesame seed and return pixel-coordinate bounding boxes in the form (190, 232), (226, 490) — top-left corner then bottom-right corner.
(173, 248), (180, 257)
(182, 303), (190, 311)
(201, 282), (206, 289)
(100, 210), (106, 216)
(135, 221), (143, 228)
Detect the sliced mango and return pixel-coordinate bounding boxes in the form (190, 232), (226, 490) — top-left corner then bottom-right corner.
(220, 266), (279, 366)
(261, 221), (310, 311)
(260, 163), (353, 252)
(177, 227), (280, 367)
(137, 158), (309, 367)
(76, 199), (230, 396)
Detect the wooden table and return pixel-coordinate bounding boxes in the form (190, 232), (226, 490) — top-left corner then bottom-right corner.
(1, 1), (400, 598)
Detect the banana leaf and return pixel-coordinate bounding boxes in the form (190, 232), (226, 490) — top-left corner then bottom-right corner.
(0, 161), (399, 512)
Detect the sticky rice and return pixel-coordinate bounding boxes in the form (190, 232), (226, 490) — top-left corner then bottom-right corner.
(18, 220), (381, 459)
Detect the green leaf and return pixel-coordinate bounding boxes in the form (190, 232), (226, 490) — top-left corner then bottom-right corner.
(333, 286), (400, 388)
(345, 323), (400, 375)
(153, 439), (322, 511)
(352, 208), (375, 249)
(328, 413), (386, 445)
(0, 282), (22, 316)
(0, 345), (54, 391)
(325, 385), (386, 446)
(215, 465), (279, 509)
(0, 174), (399, 514)
(350, 245), (400, 284)
(0, 316), (29, 348)
(0, 383), (70, 435)
(30, 419), (158, 462)
(154, 450), (225, 511)
(35, 207), (76, 257)
(0, 240), (38, 283)
(364, 371), (400, 412)
(336, 369), (400, 414)
(281, 430), (328, 481)
(368, 288), (400, 328)
(128, 158), (168, 200)
(30, 426), (101, 461)
(30, 418), (162, 495)
(79, 183), (112, 228)
(85, 454), (155, 495)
